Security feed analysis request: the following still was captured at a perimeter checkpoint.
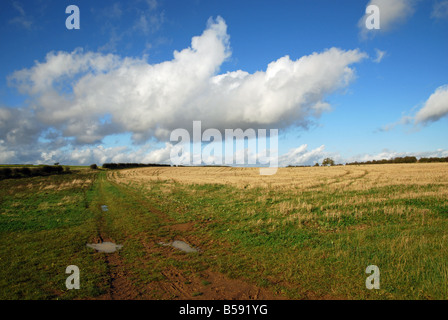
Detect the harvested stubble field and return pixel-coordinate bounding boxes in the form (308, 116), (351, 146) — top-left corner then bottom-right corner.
(1, 163), (447, 299)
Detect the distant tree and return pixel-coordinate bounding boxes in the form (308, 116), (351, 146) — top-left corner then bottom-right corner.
(419, 157), (448, 163)
(42, 165), (53, 173)
(30, 168), (41, 176)
(18, 167), (31, 176)
(102, 163), (170, 170)
(314, 162), (320, 167)
(54, 162), (60, 166)
(0, 168), (12, 179)
(90, 164), (98, 170)
(322, 158), (335, 166)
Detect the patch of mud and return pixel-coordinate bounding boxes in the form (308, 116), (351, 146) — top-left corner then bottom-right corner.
(87, 242), (123, 253)
(152, 268), (282, 300)
(170, 222), (195, 232)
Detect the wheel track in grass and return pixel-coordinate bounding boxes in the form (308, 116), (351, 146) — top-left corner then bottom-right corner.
(89, 170), (282, 300)
(89, 171), (141, 300)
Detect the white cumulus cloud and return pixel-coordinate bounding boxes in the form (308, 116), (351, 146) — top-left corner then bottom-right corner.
(415, 85), (448, 124)
(278, 144), (330, 166)
(2, 17), (367, 164)
(7, 17), (366, 143)
(359, 0), (416, 38)
(380, 84), (448, 131)
(432, 1), (448, 19)
(373, 49), (386, 63)
(348, 148), (448, 163)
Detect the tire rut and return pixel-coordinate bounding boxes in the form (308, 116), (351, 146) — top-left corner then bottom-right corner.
(90, 173), (142, 300)
(105, 172), (283, 300)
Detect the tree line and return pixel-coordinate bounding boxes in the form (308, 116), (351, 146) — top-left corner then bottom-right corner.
(346, 156), (448, 166)
(102, 163), (171, 169)
(418, 157), (448, 163)
(0, 165), (69, 180)
(288, 156), (448, 167)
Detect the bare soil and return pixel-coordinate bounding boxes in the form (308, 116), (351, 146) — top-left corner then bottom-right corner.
(91, 177), (283, 300)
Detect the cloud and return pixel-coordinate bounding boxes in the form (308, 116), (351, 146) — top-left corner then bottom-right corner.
(96, 0), (165, 52)
(7, 17), (366, 143)
(0, 136), (175, 166)
(134, 0), (164, 35)
(134, 8), (165, 35)
(101, 2), (123, 19)
(0, 106), (43, 145)
(414, 85), (448, 124)
(2, 17), (367, 164)
(278, 144), (330, 166)
(280, 146), (448, 167)
(9, 1), (33, 29)
(0, 141), (16, 164)
(380, 85), (448, 132)
(377, 114), (414, 132)
(145, 0), (159, 11)
(65, 142), (174, 165)
(373, 49), (386, 63)
(267, 144), (448, 167)
(359, 0), (416, 38)
(348, 148), (448, 163)
(432, 1), (448, 19)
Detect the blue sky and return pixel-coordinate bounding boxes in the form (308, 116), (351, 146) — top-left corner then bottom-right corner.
(0, 0), (447, 166)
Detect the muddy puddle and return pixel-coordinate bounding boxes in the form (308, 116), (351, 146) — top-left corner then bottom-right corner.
(159, 240), (199, 253)
(87, 242), (123, 253)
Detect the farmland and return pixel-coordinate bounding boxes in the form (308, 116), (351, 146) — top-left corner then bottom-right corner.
(1, 163), (448, 299)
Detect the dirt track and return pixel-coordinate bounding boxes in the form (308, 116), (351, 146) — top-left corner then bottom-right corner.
(90, 172), (281, 300)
